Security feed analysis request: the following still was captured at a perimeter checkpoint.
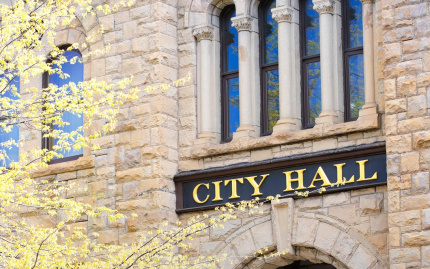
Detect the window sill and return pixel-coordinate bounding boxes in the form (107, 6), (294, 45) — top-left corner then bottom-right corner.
(31, 155), (95, 178)
(191, 112), (380, 158)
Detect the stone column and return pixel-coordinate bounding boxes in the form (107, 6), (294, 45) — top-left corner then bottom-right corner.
(271, 6), (297, 132)
(359, 0), (377, 117)
(193, 26), (216, 143)
(231, 15), (257, 138)
(313, 0), (339, 125)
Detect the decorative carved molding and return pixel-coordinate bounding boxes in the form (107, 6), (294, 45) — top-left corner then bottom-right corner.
(193, 26), (214, 41)
(271, 6), (294, 23)
(231, 16), (253, 31)
(313, 0), (335, 14)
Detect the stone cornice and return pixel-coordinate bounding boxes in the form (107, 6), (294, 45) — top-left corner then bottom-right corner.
(271, 6), (294, 23)
(231, 15), (253, 31)
(313, 0), (335, 14)
(192, 26), (214, 41)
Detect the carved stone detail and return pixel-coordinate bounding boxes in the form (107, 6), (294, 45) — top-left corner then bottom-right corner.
(231, 16), (253, 31)
(313, 0), (335, 14)
(193, 26), (214, 41)
(272, 6), (294, 23)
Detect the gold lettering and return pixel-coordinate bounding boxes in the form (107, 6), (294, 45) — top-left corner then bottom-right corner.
(308, 166), (332, 188)
(224, 178), (244, 199)
(212, 181), (223, 202)
(245, 174), (269, 196)
(192, 183), (210, 204)
(356, 160), (378, 182)
(334, 163), (355, 184)
(283, 169), (306, 192)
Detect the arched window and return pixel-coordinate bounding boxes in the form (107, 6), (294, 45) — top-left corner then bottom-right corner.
(42, 47), (84, 163)
(0, 76), (19, 167)
(343, 0), (364, 121)
(220, 5), (239, 142)
(259, 0), (279, 135)
(301, 0), (321, 128)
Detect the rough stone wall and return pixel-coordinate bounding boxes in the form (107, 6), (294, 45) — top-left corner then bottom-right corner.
(179, 187), (389, 268)
(382, 0), (430, 268)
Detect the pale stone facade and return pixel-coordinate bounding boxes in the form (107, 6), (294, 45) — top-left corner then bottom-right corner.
(18, 0), (430, 268)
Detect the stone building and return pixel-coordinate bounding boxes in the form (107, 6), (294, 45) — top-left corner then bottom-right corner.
(7, 0), (430, 268)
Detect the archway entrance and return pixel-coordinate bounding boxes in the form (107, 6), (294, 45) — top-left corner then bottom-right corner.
(277, 261), (336, 269)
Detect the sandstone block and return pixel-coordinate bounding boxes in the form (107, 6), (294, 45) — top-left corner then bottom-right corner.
(97, 230), (118, 245)
(423, 208), (430, 230)
(360, 193), (383, 215)
(412, 172), (429, 193)
(250, 148), (273, 162)
(251, 221), (274, 250)
(370, 214), (388, 234)
(423, 246), (430, 266)
(402, 231), (430, 247)
(330, 232), (358, 264)
(328, 204), (360, 225)
(313, 222), (340, 254)
(408, 95), (427, 117)
(347, 245), (377, 269)
(389, 247), (421, 264)
(294, 218), (318, 246)
(389, 210), (421, 227)
(400, 152), (420, 173)
(323, 192), (350, 207)
(231, 230), (256, 258)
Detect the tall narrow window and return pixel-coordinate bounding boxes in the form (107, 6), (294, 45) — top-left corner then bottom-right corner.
(301, 0), (321, 128)
(43, 47), (84, 163)
(260, 0), (279, 135)
(221, 5), (239, 142)
(343, 0), (364, 121)
(0, 76), (19, 167)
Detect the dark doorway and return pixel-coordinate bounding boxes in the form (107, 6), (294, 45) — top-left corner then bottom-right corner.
(277, 260), (336, 269)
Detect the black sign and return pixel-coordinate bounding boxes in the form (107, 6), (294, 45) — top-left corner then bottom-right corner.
(174, 144), (387, 213)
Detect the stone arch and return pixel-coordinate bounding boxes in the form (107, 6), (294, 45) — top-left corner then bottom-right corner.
(209, 199), (388, 269)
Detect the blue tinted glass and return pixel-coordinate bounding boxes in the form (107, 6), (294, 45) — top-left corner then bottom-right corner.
(264, 0), (278, 64)
(348, 54), (364, 118)
(227, 77), (240, 137)
(306, 62), (321, 125)
(0, 76), (19, 167)
(305, 0), (320, 56)
(51, 50), (83, 158)
(225, 10), (239, 72)
(347, 0), (363, 48)
(266, 69), (279, 131)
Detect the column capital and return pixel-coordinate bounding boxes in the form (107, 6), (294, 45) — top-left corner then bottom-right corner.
(192, 25), (214, 41)
(360, 0), (374, 3)
(231, 15), (254, 31)
(271, 6), (294, 23)
(312, 0), (335, 14)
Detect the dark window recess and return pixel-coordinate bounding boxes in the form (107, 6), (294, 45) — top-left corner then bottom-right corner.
(220, 5), (239, 142)
(300, 0), (321, 129)
(259, 0), (279, 135)
(42, 45), (84, 164)
(277, 260), (336, 269)
(343, 0), (364, 121)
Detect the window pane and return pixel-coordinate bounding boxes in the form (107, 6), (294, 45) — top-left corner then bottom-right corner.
(51, 50), (84, 158)
(264, 0), (278, 64)
(348, 54), (364, 118)
(305, 0), (320, 56)
(227, 77), (240, 137)
(306, 61), (321, 125)
(0, 76), (19, 167)
(266, 69), (279, 131)
(347, 0), (363, 48)
(223, 9), (239, 72)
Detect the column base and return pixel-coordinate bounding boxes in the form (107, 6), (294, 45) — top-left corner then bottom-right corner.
(315, 110), (339, 125)
(359, 103), (378, 117)
(233, 125), (258, 139)
(273, 118), (297, 133)
(194, 132), (217, 145)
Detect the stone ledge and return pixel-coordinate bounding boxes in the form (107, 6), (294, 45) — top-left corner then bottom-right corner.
(191, 113), (380, 158)
(31, 156), (95, 178)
